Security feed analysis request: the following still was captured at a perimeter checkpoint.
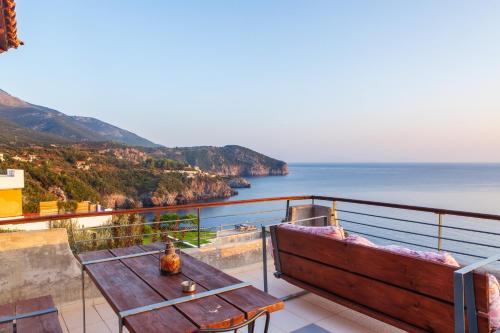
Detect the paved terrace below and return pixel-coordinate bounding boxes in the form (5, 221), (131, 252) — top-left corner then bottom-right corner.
(57, 259), (406, 333)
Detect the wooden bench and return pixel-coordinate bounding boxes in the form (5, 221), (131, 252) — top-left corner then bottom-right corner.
(270, 225), (494, 333)
(0, 295), (62, 333)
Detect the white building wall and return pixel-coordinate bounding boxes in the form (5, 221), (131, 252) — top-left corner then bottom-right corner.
(0, 169), (24, 190)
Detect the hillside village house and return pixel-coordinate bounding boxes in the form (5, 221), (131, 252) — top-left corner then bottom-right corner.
(0, 169), (112, 230)
(0, 168), (23, 220)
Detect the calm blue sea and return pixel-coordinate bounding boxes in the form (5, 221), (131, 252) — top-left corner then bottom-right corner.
(234, 163), (500, 213)
(165, 163), (500, 263)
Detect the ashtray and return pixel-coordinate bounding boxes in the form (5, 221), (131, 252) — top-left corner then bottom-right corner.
(181, 280), (196, 293)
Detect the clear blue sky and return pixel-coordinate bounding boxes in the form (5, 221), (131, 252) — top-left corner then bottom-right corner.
(2, 1), (500, 162)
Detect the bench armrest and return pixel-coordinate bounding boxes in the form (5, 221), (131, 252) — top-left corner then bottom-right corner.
(454, 253), (500, 333)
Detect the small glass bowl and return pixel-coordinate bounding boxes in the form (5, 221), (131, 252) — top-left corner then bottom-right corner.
(181, 280), (196, 293)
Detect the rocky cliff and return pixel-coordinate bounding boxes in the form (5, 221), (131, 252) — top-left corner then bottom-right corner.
(145, 176), (236, 207)
(224, 176), (251, 188)
(0, 144), (239, 212)
(102, 176), (236, 208)
(151, 145), (288, 176)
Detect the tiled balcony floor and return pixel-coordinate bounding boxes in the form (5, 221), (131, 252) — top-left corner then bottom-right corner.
(58, 261), (406, 333)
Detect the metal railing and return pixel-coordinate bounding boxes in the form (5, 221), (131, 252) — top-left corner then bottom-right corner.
(3, 194), (500, 332)
(2, 195), (500, 260)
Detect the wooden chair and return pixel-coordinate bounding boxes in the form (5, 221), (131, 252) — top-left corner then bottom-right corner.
(0, 295), (62, 333)
(270, 225), (494, 333)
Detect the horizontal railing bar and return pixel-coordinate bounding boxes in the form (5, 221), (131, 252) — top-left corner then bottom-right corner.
(337, 209), (438, 227)
(343, 228), (486, 259)
(79, 218), (196, 231)
(79, 216), (282, 235)
(201, 208), (286, 220)
(81, 250), (163, 265)
(337, 209), (500, 236)
(119, 282), (251, 319)
(74, 230), (198, 244)
(203, 217), (283, 230)
(339, 219), (500, 249)
(259, 216), (332, 229)
(4, 194), (500, 226)
(314, 195), (500, 222)
(0, 195), (311, 225)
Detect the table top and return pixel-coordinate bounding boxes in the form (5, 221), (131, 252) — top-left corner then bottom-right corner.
(78, 242), (284, 333)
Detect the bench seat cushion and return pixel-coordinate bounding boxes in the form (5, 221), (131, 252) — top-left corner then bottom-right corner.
(279, 223), (345, 240)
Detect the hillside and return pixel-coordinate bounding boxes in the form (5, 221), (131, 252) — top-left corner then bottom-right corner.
(151, 145), (288, 176)
(71, 116), (158, 147)
(0, 117), (70, 145)
(0, 89), (161, 147)
(0, 144), (236, 213)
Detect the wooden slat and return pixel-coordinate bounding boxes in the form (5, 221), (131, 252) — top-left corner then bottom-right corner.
(109, 246), (245, 329)
(280, 251), (456, 333)
(79, 250), (196, 333)
(274, 226), (489, 312)
(0, 302), (14, 333)
(476, 311), (491, 333)
(281, 274), (428, 333)
(141, 243), (284, 318)
(282, 261), (491, 333)
(15, 296), (62, 333)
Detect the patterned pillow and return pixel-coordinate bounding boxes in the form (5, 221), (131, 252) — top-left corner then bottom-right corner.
(345, 234), (376, 247)
(489, 274), (500, 329)
(278, 223), (345, 240)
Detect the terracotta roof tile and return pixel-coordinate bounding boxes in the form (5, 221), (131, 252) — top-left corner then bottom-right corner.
(1, 0), (23, 53)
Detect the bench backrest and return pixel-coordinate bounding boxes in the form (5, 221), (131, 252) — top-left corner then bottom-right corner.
(270, 226), (491, 333)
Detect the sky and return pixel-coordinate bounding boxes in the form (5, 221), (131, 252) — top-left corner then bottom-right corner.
(2, 1), (500, 163)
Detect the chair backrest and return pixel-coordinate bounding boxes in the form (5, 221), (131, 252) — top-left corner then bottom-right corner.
(270, 225), (491, 333)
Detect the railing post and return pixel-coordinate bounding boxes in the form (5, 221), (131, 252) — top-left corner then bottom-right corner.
(69, 219), (76, 252)
(261, 225), (268, 293)
(91, 233), (97, 250)
(81, 266), (86, 333)
(153, 212), (161, 243)
(197, 208), (201, 248)
(438, 214), (443, 251)
(332, 201), (338, 227)
(285, 200), (290, 222)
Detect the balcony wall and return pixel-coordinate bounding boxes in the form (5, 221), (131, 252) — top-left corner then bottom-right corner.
(0, 228), (99, 305)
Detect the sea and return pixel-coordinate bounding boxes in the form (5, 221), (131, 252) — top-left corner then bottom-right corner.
(186, 163), (500, 264)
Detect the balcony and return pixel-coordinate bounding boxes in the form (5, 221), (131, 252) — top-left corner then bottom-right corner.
(1, 195), (500, 333)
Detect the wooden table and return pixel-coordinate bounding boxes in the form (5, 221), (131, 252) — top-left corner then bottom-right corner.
(0, 296), (62, 333)
(78, 243), (284, 333)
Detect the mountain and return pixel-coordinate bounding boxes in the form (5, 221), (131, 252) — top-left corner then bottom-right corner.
(0, 89), (289, 177)
(0, 89), (161, 147)
(70, 116), (160, 148)
(151, 145), (289, 176)
(0, 117), (70, 145)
